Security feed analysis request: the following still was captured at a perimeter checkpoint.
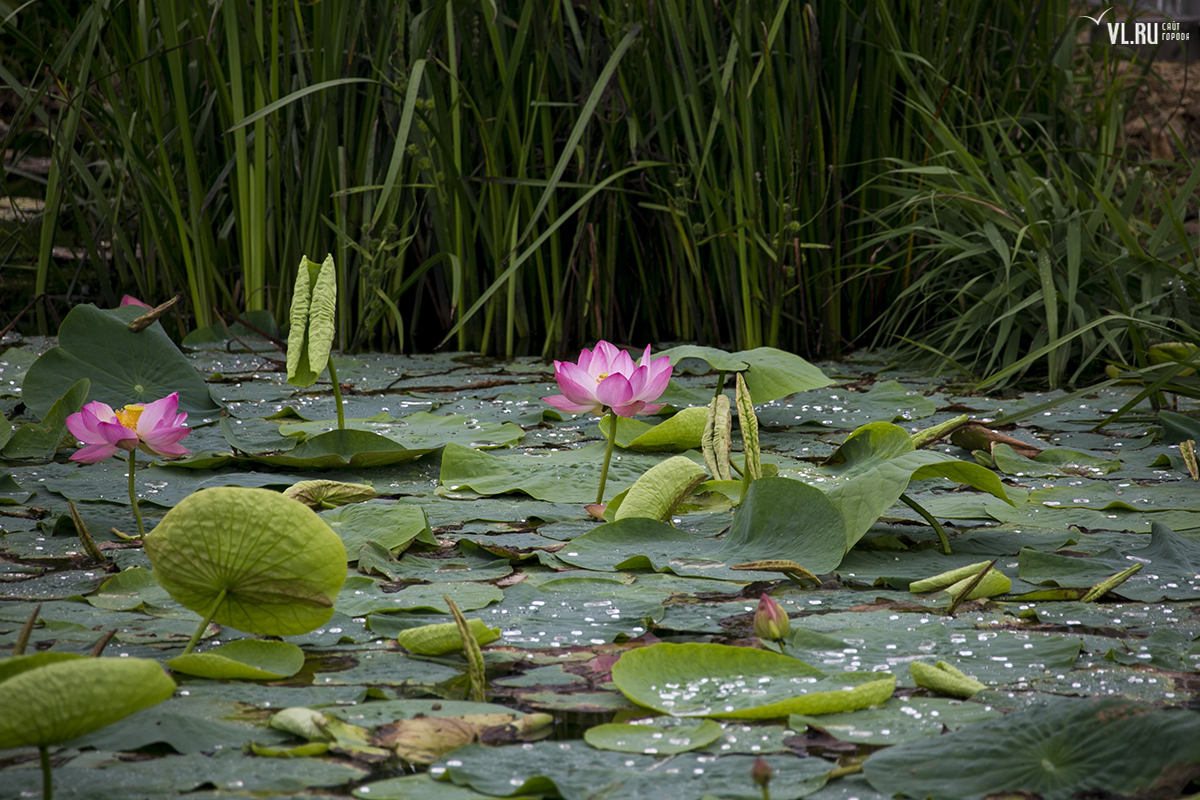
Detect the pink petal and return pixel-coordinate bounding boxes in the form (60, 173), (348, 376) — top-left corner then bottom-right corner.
(543, 394), (602, 415)
(610, 348), (637, 379)
(140, 425), (191, 450)
(595, 373), (634, 409)
(557, 362), (602, 405)
(610, 400), (646, 417)
(625, 364), (650, 399)
(70, 443), (120, 463)
(120, 295), (152, 309)
(66, 402), (117, 444)
(575, 347), (595, 373)
(140, 440), (189, 457)
(592, 341), (621, 374)
(637, 402), (666, 415)
(135, 393), (180, 434)
(640, 356), (672, 400)
(95, 420), (139, 451)
(638, 344), (654, 367)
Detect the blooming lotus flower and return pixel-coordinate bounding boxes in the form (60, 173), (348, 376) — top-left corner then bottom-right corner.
(65, 393), (190, 463)
(543, 341), (672, 417)
(753, 593), (790, 642)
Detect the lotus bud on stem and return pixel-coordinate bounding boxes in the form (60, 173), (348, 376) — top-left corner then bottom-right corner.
(754, 593), (790, 653)
(751, 756), (772, 800)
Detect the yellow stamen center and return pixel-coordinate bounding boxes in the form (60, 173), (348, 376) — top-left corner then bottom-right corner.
(595, 373), (609, 383)
(115, 404), (145, 432)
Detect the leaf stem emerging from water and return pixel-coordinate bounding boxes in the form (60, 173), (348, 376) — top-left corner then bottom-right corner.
(596, 412), (619, 505)
(40, 744), (52, 800)
(327, 356), (346, 430)
(127, 451), (145, 539)
(183, 589), (227, 656)
(899, 493), (951, 555)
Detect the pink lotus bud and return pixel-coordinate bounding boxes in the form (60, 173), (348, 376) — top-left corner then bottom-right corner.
(753, 593), (790, 642)
(751, 756), (772, 788)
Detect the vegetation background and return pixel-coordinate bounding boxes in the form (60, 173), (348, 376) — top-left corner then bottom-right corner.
(1, 0), (1198, 389)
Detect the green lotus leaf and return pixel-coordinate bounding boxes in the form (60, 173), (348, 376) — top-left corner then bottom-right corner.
(396, 618), (501, 655)
(0, 657), (176, 748)
(1, 377), (89, 460)
(21, 304), (221, 418)
(584, 718), (723, 754)
(144, 486), (347, 635)
(614, 456), (707, 521)
(596, 407), (708, 451)
(712, 477), (848, 575)
(284, 479), (378, 509)
(655, 345), (833, 403)
(612, 642), (895, 718)
(0, 652), (85, 684)
(287, 254), (337, 388)
(320, 502), (435, 559)
(167, 640), (305, 680)
(863, 697), (1200, 800)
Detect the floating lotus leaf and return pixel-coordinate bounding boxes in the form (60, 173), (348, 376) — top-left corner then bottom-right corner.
(144, 487), (347, 635)
(584, 718), (722, 754)
(655, 345), (833, 403)
(612, 642), (895, 718)
(863, 697), (1200, 800)
(1, 377), (89, 459)
(0, 657), (176, 748)
(166, 640), (306, 680)
(284, 479), (378, 509)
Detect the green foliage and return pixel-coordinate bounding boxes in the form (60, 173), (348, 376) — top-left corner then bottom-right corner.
(0, 657), (175, 748)
(2, 0), (1109, 366)
(166, 640), (306, 680)
(611, 642), (896, 718)
(144, 487), (347, 636)
(287, 255), (338, 389)
(21, 305), (220, 418)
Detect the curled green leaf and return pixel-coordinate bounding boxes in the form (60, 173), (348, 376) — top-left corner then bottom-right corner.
(287, 254), (337, 388)
(702, 394), (733, 481)
(284, 479), (378, 509)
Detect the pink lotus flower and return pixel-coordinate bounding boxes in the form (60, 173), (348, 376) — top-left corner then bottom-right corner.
(543, 341), (672, 417)
(120, 295), (152, 309)
(66, 393), (191, 463)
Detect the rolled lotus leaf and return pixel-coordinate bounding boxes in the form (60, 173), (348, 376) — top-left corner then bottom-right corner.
(286, 254), (337, 388)
(396, 618), (501, 656)
(144, 487), (346, 636)
(0, 657), (175, 748)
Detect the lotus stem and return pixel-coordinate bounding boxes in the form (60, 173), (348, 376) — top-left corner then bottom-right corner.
(899, 493), (951, 555)
(182, 588), (226, 656)
(127, 451), (145, 539)
(714, 370), (726, 399)
(596, 412), (619, 505)
(327, 355), (346, 430)
(40, 744), (52, 800)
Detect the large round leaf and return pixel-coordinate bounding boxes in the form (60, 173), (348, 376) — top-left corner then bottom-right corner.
(0, 657), (175, 748)
(144, 487), (347, 635)
(863, 697), (1200, 800)
(612, 642), (895, 719)
(21, 304), (221, 418)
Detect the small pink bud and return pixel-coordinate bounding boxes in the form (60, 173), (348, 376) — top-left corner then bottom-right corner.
(753, 593), (790, 642)
(751, 756), (773, 788)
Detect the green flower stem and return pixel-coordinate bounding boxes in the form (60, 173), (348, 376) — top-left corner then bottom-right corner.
(40, 744), (52, 800)
(596, 411), (620, 505)
(127, 450), (145, 539)
(714, 370), (727, 399)
(899, 493), (951, 555)
(182, 588), (227, 656)
(327, 355), (346, 430)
